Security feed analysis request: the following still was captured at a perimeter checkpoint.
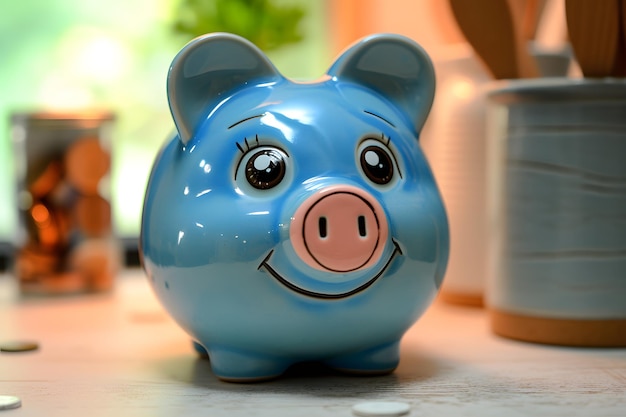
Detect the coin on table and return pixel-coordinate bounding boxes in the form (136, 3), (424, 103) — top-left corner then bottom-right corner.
(352, 401), (411, 417)
(0, 341), (39, 353)
(0, 395), (22, 410)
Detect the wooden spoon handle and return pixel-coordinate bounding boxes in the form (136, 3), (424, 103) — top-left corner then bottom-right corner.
(449, 0), (538, 79)
(507, 0), (541, 78)
(522, 0), (548, 41)
(614, 0), (626, 76)
(449, 0), (519, 79)
(566, 0), (620, 77)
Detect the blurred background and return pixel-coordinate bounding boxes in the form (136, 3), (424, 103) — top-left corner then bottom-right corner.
(5, 0), (625, 348)
(0, 0), (467, 267)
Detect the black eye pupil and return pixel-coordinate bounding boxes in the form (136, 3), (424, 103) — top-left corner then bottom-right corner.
(246, 149), (286, 189)
(360, 146), (393, 184)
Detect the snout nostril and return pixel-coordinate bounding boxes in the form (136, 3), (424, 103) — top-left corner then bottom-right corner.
(319, 216), (328, 238)
(358, 215), (367, 237)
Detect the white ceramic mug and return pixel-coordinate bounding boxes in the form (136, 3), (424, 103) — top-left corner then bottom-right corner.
(486, 79), (626, 346)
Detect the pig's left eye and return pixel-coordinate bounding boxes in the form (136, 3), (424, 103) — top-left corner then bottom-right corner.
(360, 145), (394, 184)
(357, 137), (401, 186)
(241, 147), (288, 190)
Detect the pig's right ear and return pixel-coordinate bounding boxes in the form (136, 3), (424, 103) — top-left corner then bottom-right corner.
(167, 33), (282, 145)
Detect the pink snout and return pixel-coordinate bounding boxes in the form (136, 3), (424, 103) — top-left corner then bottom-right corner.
(289, 185), (389, 272)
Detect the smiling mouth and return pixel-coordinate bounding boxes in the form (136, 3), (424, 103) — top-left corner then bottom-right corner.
(258, 240), (402, 299)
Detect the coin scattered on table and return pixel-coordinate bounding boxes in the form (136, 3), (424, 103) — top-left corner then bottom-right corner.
(0, 395), (21, 410)
(352, 401), (411, 417)
(0, 341), (39, 353)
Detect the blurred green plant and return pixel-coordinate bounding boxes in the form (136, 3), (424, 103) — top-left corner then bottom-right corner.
(172, 0), (306, 51)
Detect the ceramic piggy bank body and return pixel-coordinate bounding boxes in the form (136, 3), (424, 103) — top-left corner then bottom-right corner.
(141, 33), (448, 381)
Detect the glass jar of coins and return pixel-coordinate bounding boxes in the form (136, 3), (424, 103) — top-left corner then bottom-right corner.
(11, 111), (120, 295)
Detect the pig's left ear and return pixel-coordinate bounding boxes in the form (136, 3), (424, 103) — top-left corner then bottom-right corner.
(328, 34), (435, 135)
(168, 33), (282, 145)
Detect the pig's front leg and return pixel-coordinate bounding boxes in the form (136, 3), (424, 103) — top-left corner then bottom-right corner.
(324, 340), (400, 375)
(204, 345), (293, 382)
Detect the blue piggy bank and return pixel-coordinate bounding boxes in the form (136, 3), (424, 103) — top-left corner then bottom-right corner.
(141, 33), (448, 381)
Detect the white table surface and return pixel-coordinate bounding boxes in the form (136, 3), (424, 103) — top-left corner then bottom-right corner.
(1, 269), (624, 417)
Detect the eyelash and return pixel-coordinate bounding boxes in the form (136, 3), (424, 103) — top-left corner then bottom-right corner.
(361, 133), (391, 147)
(379, 133), (391, 146)
(238, 133), (390, 153)
(236, 135), (260, 154)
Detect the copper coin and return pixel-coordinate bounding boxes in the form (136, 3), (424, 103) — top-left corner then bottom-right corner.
(40, 272), (86, 295)
(64, 137), (110, 195)
(73, 195), (111, 236)
(69, 240), (117, 292)
(29, 202), (63, 248)
(0, 341), (39, 353)
(15, 246), (59, 282)
(28, 160), (63, 198)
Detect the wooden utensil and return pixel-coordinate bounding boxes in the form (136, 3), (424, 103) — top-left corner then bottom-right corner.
(507, 0), (542, 78)
(565, 0), (621, 77)
(522, 0), (548, 41)
(534, 0), (568, 52)
(449, 0), (539, 79)
(613, 0), (626, 76)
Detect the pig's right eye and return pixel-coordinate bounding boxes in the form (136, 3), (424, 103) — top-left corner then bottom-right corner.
(245, 149), (286, 189)
(235, 145), (289, 191)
